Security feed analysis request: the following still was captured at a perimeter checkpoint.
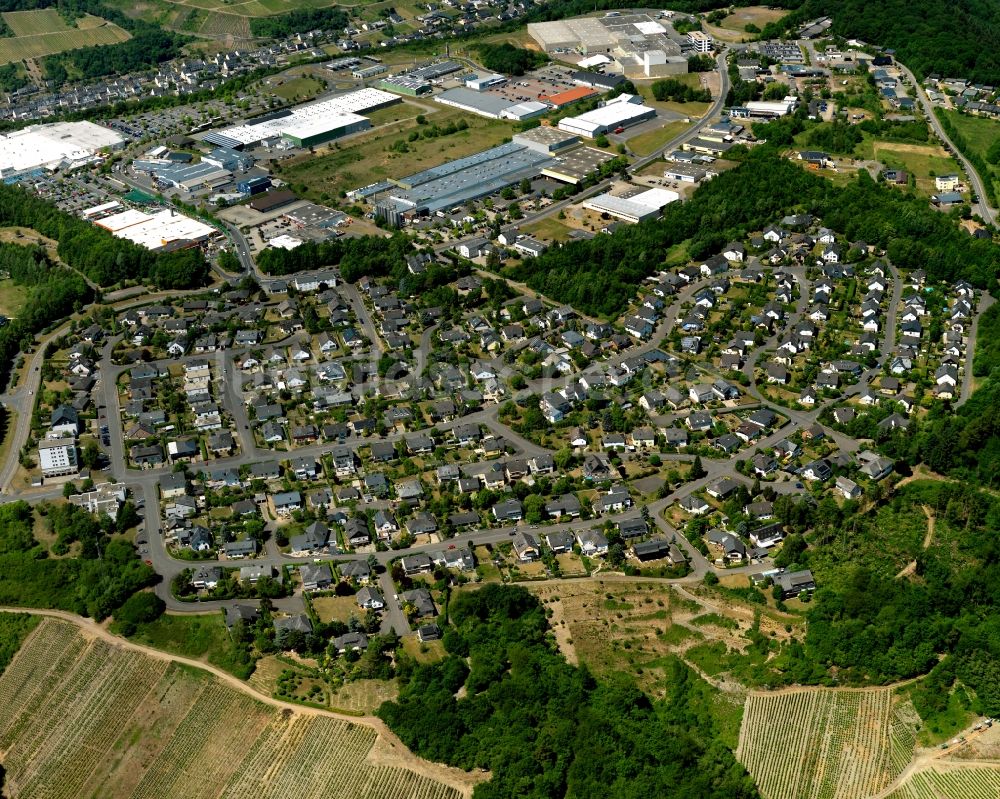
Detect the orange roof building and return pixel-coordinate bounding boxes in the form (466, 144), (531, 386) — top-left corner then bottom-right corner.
(540, 86), (598, 107)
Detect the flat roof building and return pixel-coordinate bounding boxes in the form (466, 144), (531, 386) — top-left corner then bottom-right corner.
(513, 126), (582, 154)
(0, 121), (123, 180)
(500, 101), (551, 121)
(465, 72), (506, 91)
(541, 85), (599, 107)
(584, 187), (679, 223)
(570, 70), (627, 91)
(249, 189), (298, 213)
(542, 146), (615, 184)
(664, 163), (709, 183)
(378, 75), (432, 96)
(557, 95), (656, 138)
(38, 435), (78, 478)
(434, 87), (515, 119)
(95, 208), (217, 251)
(205, 89), (399, 148)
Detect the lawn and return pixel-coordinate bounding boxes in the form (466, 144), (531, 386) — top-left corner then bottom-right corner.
(633, 82), (710, 118)
(0, 279), (26, 320)
(310, 594), (363, 623)
(127, 612), (251, 677)
(269, 76), (323, 102)
(870, 140), (962, 196)
(717, 5), (788, 36)
(627, 120), (692, 157)
(401, 635), (447, 664)
(940, 109), (1000, 199)
(277, 106), (517, 202)
(521, 216), (576, 243)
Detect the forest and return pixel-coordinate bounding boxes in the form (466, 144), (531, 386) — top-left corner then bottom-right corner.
(0, 242), (92, 385)
(474, 43), (548, 76)
(379, 584), (759, 799)
(508, 149), (999, 317)
(255, 232), (413, 282)
(651, 77), (711, 103)
(0, 185), (209, 288)
(0, 500), (155, 621)
(249, 7), (348, 38)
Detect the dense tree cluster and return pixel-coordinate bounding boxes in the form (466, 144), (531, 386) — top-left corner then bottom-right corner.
(0, 242), (93, 385)
(44, 28), (188, 84)
(248, 7), (348, 38)
(379, 584), (759, 799)
(474, 43), (548, 76)
(255, 232), (412, 281)
(509, 149), (999, 317)
(764, 0), (1000, 83)
(0, 185), (208, 288)
(651, 77), (711, 103)
(0, 501), (156, 621)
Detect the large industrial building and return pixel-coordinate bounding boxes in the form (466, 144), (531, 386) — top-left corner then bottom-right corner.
(378, 141), (554, 221)
(512, 127), (582, 154)
(529, 13), (691, 78)
(204, 89), (400, 149)
(95, 207), (218, 251)
(434, 87), (524, 119)
(730, 96), (799, 118)
(131, 159), (233, 192)
(0, 121), (123, 181)
(584, 187), (679, 223)
(558, 94), (657, 138)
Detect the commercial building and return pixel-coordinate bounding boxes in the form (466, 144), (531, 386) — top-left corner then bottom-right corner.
(688, 31), (713, 52)
(541, 85), (599, 107)
(203, 146), (254, 171)
(513, 127), (581, 154)
(542, 146), (615, 184)
(204, 89), (399, 149)
(95, 208), (218, 251)
(528, 17), (618, 53)
(0, 121), (123, 181)
(584, 187), (679, 223)
(378, 141), (554, 220)
(557, 94), (656, 138)
(434, 87), (516, 119)
(378, 75), (432, 96)
(249, 189), (298, 213)
(285, 202), (347, 229)
(465, 73), (506, 91)
(132, 159), (232, 192)
(499, 101), (550, 121)
(570, 70), (626, 91)
(238, 176), (272, 195)
(38, 435), (78, 478)
(731, 97), (799, 118)
(664, 163), (709, 183)
(408, 61), (462, 81)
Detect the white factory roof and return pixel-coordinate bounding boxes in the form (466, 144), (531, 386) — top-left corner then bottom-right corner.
(0, 121), (123, 178)
(211, 88), (396, 145)
(634, 20), (667, 35)
(98, 208), (216, 250)
(281, 113), (368, 141)
(558, 96), (655, 136)
(578, 54), (612, 68)
(95, 208), (151, 232)
(745, 97), (797, 115)
(585, 187), (678, 221)
(82, 200), (121, 218)
(268, 234), (304, 250)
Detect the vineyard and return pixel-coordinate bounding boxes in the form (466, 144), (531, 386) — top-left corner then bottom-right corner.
(0, 618), (469, 799)
(0, 12), (130, 65)
(887, 765), (1000, 799)
(737, 687), (918, 799)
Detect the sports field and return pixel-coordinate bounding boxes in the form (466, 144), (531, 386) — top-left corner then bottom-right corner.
(0, 10), (130, 64)
(0, 617), (472, 799)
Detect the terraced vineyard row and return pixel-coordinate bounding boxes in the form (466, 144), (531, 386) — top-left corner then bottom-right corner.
(737, 688), (914, 799)
(887, 765), (1000, 798)
(0, 620), (467, 799)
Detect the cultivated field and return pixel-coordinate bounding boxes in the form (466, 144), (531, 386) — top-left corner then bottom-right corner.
(0, 10), (130, 64)
(887, 764), (1000, 799)
(0, 618), (469, 799)
(737, 688), (918, 799)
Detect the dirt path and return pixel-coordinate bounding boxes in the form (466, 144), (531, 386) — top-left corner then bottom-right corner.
(542, 593), (578, 665)
(894, 506), (936, 579)
(0, 607), (483, 798)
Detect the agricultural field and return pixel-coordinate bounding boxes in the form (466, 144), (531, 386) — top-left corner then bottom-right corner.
(737, 688), (919, 799)
(887, 765), (1000, 799)
(0, 618), (471, 799)
(0, 10), (130, 64)
(277, 105), (517, 203)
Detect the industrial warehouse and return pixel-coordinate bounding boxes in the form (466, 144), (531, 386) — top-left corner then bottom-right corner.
(89, 205), (219, 251)
(0, 121), (124, 181)
(557, 94), (657, 138)
(584, 187), (679, 223)
(203, 88), (400, 149)
(527, 12), (700, 78)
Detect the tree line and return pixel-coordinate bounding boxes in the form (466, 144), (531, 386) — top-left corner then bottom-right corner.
(255, 232), (412, 282)
(651, 77), (711, 103)
(379, 583), (759, 799)
(249, 7), (348, 38)
(0, 184), (209, 288)
(474, 43), (548, 76)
